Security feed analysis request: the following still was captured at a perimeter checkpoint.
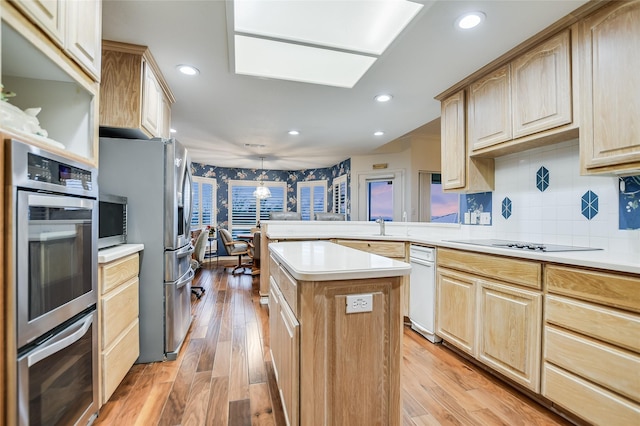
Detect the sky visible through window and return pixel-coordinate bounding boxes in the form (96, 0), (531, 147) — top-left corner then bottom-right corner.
(368, 180), (393, 221)
(431, 180), (459, 223)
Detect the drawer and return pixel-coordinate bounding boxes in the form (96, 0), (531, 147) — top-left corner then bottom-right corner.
(542, 363), (640, 426)
(335, 240), (405, 259)
(102, 319), (139, 404)
(544, 325), (640, 402)
(101, 277), (139, 349)
(545, 265), (640, 313)
(278, 264), (298, 317)
(99, 253), (139, 294)
(546, 295), (640, 352)
(438, 248), (541, 289)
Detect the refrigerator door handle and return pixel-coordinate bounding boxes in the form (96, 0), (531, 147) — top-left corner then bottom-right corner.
(176, 268), (195, 290)
(176, 244), (195, 259)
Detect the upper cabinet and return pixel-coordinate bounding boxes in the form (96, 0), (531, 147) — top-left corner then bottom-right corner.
(9, 0), (102, 80)
(100, 41), (175, 140)
(468, 30), (573, 155)
(468, 65), (512, 151)
(579, 0), (640, 175)
(441, 90), (494, 192)
(1, 1), (101, 165)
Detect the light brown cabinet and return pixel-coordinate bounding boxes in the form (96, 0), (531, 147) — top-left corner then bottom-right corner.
(579, 0), (640, 175)
(441, 90), (494, 192)
(468, 65), (512, 150)
(478, 280), (542, 391)
(100, 40), (175, 139)
(10, 0), (102, 80)
(511, 30), (572, 139)
(542, 265), (640, 425)
(436, 248), (543, 392)
(269, 250), (403, 425)
(469, 30), (573, 154)
(98, 252), (140, 406)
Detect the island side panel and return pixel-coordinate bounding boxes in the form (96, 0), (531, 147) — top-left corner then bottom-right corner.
(299, 277), (402, 426)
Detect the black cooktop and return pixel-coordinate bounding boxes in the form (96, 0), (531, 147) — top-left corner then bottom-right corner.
(445, 239), (602, 252)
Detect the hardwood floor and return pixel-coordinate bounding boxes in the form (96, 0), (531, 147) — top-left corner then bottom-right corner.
(94, 263), (572, 426)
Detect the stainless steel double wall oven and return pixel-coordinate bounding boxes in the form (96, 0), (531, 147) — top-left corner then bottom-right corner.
(8, 139), (99, 425)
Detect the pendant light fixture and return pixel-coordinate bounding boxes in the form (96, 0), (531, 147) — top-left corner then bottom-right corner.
(253, 157), (271, 199)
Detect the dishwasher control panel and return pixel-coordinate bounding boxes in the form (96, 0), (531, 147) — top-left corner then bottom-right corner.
(409, 245), (435, 262)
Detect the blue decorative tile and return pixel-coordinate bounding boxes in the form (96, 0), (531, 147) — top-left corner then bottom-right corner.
(619, 176), (640, 230)
(536, 166), (549, 192)
(581, 190), (598, 220)
(501, 197), (512, 219)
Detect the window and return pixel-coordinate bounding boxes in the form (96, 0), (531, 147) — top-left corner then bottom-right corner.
(297, 180), (327, 220)
(228, 180), (286, 236)
(368, 179), (394, 221)
(191, 177), (216, 229)
(418, 172), (459, 223)
(357, 170), (404, 221)
(332, 175), (347, 215)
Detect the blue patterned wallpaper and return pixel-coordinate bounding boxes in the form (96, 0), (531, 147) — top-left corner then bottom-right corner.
(620, 175), (640, 230)
(191, 158), (351, 231)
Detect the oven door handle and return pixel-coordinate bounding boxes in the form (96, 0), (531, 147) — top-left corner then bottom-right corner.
(176, 268), (195, 290)
(28, 193), (94, 209)
(27, 314), (93, 367)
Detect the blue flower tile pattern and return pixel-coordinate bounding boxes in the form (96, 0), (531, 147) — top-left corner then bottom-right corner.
(581, 190), (599, 220)
(619, 175), (640, 230)
(536, 166), (549, 192)
(502, 197), (512, 219)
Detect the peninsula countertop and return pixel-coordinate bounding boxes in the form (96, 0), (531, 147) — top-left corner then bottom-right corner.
(269, 240), (411, 281)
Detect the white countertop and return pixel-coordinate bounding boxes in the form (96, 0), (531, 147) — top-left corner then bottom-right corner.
(269, 241), (411, 281)
(264, 222), (639, 275)
(98, 243), (144, 263)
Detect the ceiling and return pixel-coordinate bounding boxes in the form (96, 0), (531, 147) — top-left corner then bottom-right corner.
(101, 0), (588, 170)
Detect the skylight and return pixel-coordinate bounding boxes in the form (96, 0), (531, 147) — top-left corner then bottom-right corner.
(231, 0), (423, 88)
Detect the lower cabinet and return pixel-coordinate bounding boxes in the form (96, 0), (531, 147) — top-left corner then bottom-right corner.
(269, 252), (403, 425)
(98, 252), (141, 406)
(436, 248), (542, 392)
(269, 274), (299, 426)
(542, 265), (640, 425)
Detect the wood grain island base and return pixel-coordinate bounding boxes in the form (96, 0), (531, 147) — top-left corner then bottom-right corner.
(268, 241), (411, 426)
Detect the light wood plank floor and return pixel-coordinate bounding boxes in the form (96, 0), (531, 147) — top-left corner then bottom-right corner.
(94, 263), (574, 426)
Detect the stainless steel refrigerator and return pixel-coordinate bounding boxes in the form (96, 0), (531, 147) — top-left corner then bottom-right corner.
(98, 137), (193, 362)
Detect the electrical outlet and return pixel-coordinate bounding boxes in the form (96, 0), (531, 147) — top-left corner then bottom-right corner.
(346, 294), (373, 314)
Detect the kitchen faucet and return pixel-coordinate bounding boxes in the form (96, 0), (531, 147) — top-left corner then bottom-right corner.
(375, 217), (386, 236)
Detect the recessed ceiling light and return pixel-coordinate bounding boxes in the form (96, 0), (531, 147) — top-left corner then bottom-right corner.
(374, 131), (384, 136)
(288, 130), (300, 135)
(170, 128), (177, 133)
(177, 64), (200, 76)
(375, 94), (392, 103)
(456, 12), (485, 30)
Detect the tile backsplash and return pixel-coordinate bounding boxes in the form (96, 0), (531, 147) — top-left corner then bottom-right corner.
(470, 139), (639, 255)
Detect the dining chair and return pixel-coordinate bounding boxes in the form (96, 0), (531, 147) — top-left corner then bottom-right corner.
(219, 228), (250, 274)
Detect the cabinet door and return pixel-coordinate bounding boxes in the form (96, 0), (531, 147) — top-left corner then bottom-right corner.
(162, 96), (172, 139)
(278, 296), (299, 426)
(436, 268), (476, 356)
(477, 280), (542, 392)
(468, 65), (512, 150)
(268, 277), (281, 381)
(512, 30), (572, 139)
(11, 0), (66, 47)
(441, 90), (466, 190)
(142, 62), (163, 137)
(580, 0), (640, 173)
(65, 0), (102, 80)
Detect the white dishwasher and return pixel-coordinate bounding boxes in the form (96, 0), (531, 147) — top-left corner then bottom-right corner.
(409, 245), (441, 343)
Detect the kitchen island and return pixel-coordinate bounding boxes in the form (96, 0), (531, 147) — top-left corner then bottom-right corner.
(268, 240), (411, 426)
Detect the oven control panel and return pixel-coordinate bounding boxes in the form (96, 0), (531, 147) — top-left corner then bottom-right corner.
(27, 153), (93, 190)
